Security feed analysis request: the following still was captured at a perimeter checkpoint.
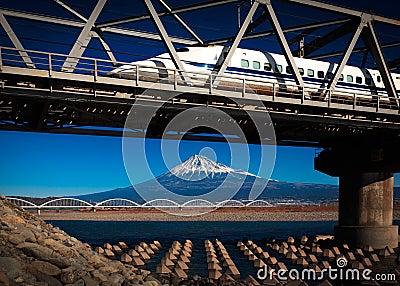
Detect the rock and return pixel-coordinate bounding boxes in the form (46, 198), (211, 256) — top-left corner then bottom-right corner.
(0, 272), (10, 285)
(29, 260), (61, 276)
(17, 242), (52, 260)
(0, 257), (24, 279)
(145, 275), (161, 286)
(34, 272), (63, 286)
(60, 267), (78, 284)
(91, 270), (108, 282)
(82, 275), (98, 286)
(7, 233), (25, 245)
(98, 265), (119, 275)
(108, 273), (124, 285)
(43, 238), (74, 256)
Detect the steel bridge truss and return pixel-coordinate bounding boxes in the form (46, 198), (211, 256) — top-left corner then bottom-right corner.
(1, 0), (400, 146)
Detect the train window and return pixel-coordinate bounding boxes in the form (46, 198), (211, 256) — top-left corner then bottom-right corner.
(253, 61), (261, 69)
(347, 75), (353, 82)
(241, 59), (249, 68)
(275, 64), (283, 73)
(327, 72), (333, 80)
(377, 75), (381, 82)
(176, 48), (190, 52)
(365, 78), (372, 85)
(317, 71), (324, 78)
(298, 68), (304, 75)
(339, 74), (344, 81)
(356, 76), (362, 84)
(264, 63), (272, 71)
(307, 69), (314, 77)
(286, 66), (293, 74)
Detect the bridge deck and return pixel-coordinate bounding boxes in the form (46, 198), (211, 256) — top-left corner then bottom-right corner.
(1, 47), (400, 146)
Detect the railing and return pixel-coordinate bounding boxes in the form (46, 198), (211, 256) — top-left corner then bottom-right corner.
(0, 46), (398, 113)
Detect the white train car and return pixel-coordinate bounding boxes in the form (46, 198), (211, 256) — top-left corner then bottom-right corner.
(111, 45), (400, 103)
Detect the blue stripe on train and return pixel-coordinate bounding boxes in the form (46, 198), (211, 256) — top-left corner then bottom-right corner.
(184, 61), (391, 93)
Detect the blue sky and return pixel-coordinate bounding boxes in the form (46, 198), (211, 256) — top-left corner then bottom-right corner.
(0, 130), (340, 197)
(1, 0), (399, 197)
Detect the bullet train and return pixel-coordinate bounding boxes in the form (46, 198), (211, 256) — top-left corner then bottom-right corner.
(110, 45), (400, 102)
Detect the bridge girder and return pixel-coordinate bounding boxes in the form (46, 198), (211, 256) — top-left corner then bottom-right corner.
(0, 0), (400, 142)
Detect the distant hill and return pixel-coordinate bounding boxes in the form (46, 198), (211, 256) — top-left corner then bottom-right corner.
(73, 155), (340, 205)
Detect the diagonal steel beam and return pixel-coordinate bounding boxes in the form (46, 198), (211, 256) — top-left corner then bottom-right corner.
(144, 0), (191, 84)
(97, 0), (240, 28)
(265, 0), (304, 87)
(62, 0), (107, 72)
(158, 0), (204, 45)
(292, 20), (354, 57)
(53, 0), (87, 22)
(0, 8), (198, 46)
(361, 19), (399, 107)
(53, 0), (117, 65)
(89, 31), (117, 65)
(212, 0), (260, 87)
(326, 15), (366, 93)
(0, 12), (35, 68)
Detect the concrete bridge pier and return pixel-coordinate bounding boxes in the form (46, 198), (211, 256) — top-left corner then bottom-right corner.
(315, 144), (399, 249)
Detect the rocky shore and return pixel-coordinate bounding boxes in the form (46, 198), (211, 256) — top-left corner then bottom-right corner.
(2, 196), (400, 286)
(0, 197), (233, 286)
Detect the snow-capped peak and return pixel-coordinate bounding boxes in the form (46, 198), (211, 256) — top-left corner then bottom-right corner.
(168, 154), (257, 179)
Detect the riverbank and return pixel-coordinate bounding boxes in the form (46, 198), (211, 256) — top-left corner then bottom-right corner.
(35, 204), (341, 221)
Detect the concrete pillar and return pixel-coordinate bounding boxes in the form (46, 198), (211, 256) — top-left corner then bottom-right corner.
(335, 172), (398, 249)
(315, 144), (399, 249)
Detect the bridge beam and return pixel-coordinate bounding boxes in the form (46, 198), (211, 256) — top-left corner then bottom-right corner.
(0, 12), (35, 68)
(211, 0), (259, 88)
(62, 0), (107, 72)
(315, 143), (400, 248)
(53, 0), (117, 65)
(361, 21), (399, 108)
(326, 16), (366, 94)
(157, 0), (204, 45)
(264, 0), (304, 88)
(144, 0), (192, 85)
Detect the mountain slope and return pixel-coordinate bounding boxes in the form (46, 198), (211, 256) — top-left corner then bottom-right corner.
(74, 155), (339, 205)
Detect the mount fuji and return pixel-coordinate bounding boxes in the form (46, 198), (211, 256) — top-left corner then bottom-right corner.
(74, 155), (339, 204)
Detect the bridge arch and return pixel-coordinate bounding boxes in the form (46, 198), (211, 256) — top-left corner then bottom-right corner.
(142, 199), (180, 208)
(95, 198), (141, 208)
(182, 199), (215, 208)
(216, 199), (245, 207)
(40, 198), (94, 208)
(245, 200), (273, 207)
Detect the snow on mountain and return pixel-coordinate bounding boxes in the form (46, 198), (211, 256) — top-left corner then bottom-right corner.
(167, 154), (257, 179)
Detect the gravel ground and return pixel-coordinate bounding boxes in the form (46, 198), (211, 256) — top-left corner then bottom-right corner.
(38, 209), (339, 221)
